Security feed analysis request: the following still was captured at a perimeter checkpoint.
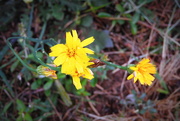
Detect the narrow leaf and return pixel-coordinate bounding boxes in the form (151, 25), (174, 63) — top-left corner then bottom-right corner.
(55, 79), (72, 106)
(43, 79), (53, 90)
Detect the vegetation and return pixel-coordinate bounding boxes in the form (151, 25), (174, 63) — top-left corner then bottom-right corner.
(0, 0), (179, 121)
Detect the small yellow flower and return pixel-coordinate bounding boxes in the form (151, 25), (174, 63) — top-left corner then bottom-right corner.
(36, 64), (57, 79)
(127, 58), (156, 86)
(49, 30), (94, 75)
(71, 68), (94, 90)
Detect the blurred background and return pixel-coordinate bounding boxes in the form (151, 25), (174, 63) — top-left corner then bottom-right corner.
(0, 0), (180, 121)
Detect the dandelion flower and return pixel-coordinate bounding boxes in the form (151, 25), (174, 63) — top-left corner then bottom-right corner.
(49, 30), (94, 75)
(127, 58), (156, 86)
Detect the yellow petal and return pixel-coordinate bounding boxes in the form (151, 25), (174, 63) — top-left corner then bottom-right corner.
(75, 61), (84, 73)
(72, 30), (80, 46)
(66, 31), (73, 48)
(83, 48), (94, 54)
(53, 53), (67, 66)
(72, 30), (78, 39)
(137, 72), (145, 85)
(49, 44), (66, 56)
(139, 58), (150, 65)
(61, 58), (77, 75)
(127, 74), (134, 80)
(146, 65), (156, 74)
(87, 62), (94, 66)
(145, 79), (153, 86)
(61, 58), (69, 73)
(75, 38), (81, 46)
(80, 37), (94, 47)
(72, 76), (82, 89)
(75, 49), (90, 62)
(134, 76), (138, 83)
(83, 68), (94, 80)
(144, 73), (155, 85)
(129, 66), (138, 71)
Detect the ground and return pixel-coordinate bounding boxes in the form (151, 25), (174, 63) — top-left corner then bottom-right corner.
(0, 0), (179, 121)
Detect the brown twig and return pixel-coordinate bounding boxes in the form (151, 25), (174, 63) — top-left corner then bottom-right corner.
(47, 97), (62, 121)
(85, 96), (100, 116)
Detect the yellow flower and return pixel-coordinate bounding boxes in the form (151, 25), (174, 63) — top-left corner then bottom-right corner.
(70, 62), (94, 89)
(127, 58), (156, 86)
(36, 64), (57, 79)
(49, 30), (94, 75)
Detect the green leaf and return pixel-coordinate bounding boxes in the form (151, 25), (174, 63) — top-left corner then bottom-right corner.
(43, 79), (53, 90)
(157, 88), (169, 94)
(125, 13), (132, 18)
(90, 76), (98, 87)
(33, 112), (54, 120)
(21, 67), (32, 81)
(0, 45), (9, 62)
(64, 78), (73, 92)
(132, 13), (140, 24)
(140, 7), (155, 22)
(115, 4), (124, 12)
(81, 79), (87, 86)
(28, 52), (43, 60)
(16, 99), (26, 112)
(81, 15), (93, 27)
(45, 89), (51, 96)
(24, 113), (33, 121)
(52, 5), (64, 20)
(82, 91), (91, 96)
(130, 22), (137, 35)
(10, 60), (19, 72)
(0, 101), (13, 115)
(52, 11), (64, 21)
(86, 29), (114, 52)
(0, 70), (14, 97)
(117, 20), (125, 25)
(160, 79), (168, 90)
(57, 73), (66, 79)
(138, 0), (153, 4)
(97, 12), (111, 17)
(31, 79), (42, 90)
(16, 115), (23, 121)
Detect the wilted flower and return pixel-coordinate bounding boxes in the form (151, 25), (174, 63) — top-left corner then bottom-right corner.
(36, 64), (57, 79)
(127, 58), (156, 86)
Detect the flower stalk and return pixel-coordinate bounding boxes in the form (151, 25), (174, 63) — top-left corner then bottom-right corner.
(102, 60), (128, 70)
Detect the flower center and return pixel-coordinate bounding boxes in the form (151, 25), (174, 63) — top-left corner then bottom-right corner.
(67, 49), (76, 57)
(73, 70), (85, 77)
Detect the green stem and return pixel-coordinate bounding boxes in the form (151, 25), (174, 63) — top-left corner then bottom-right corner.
(7, 37), (59, 71)
(6, 38), (37, 72)
(39, 22), (47, 53)
(102, 60), (128, 70)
